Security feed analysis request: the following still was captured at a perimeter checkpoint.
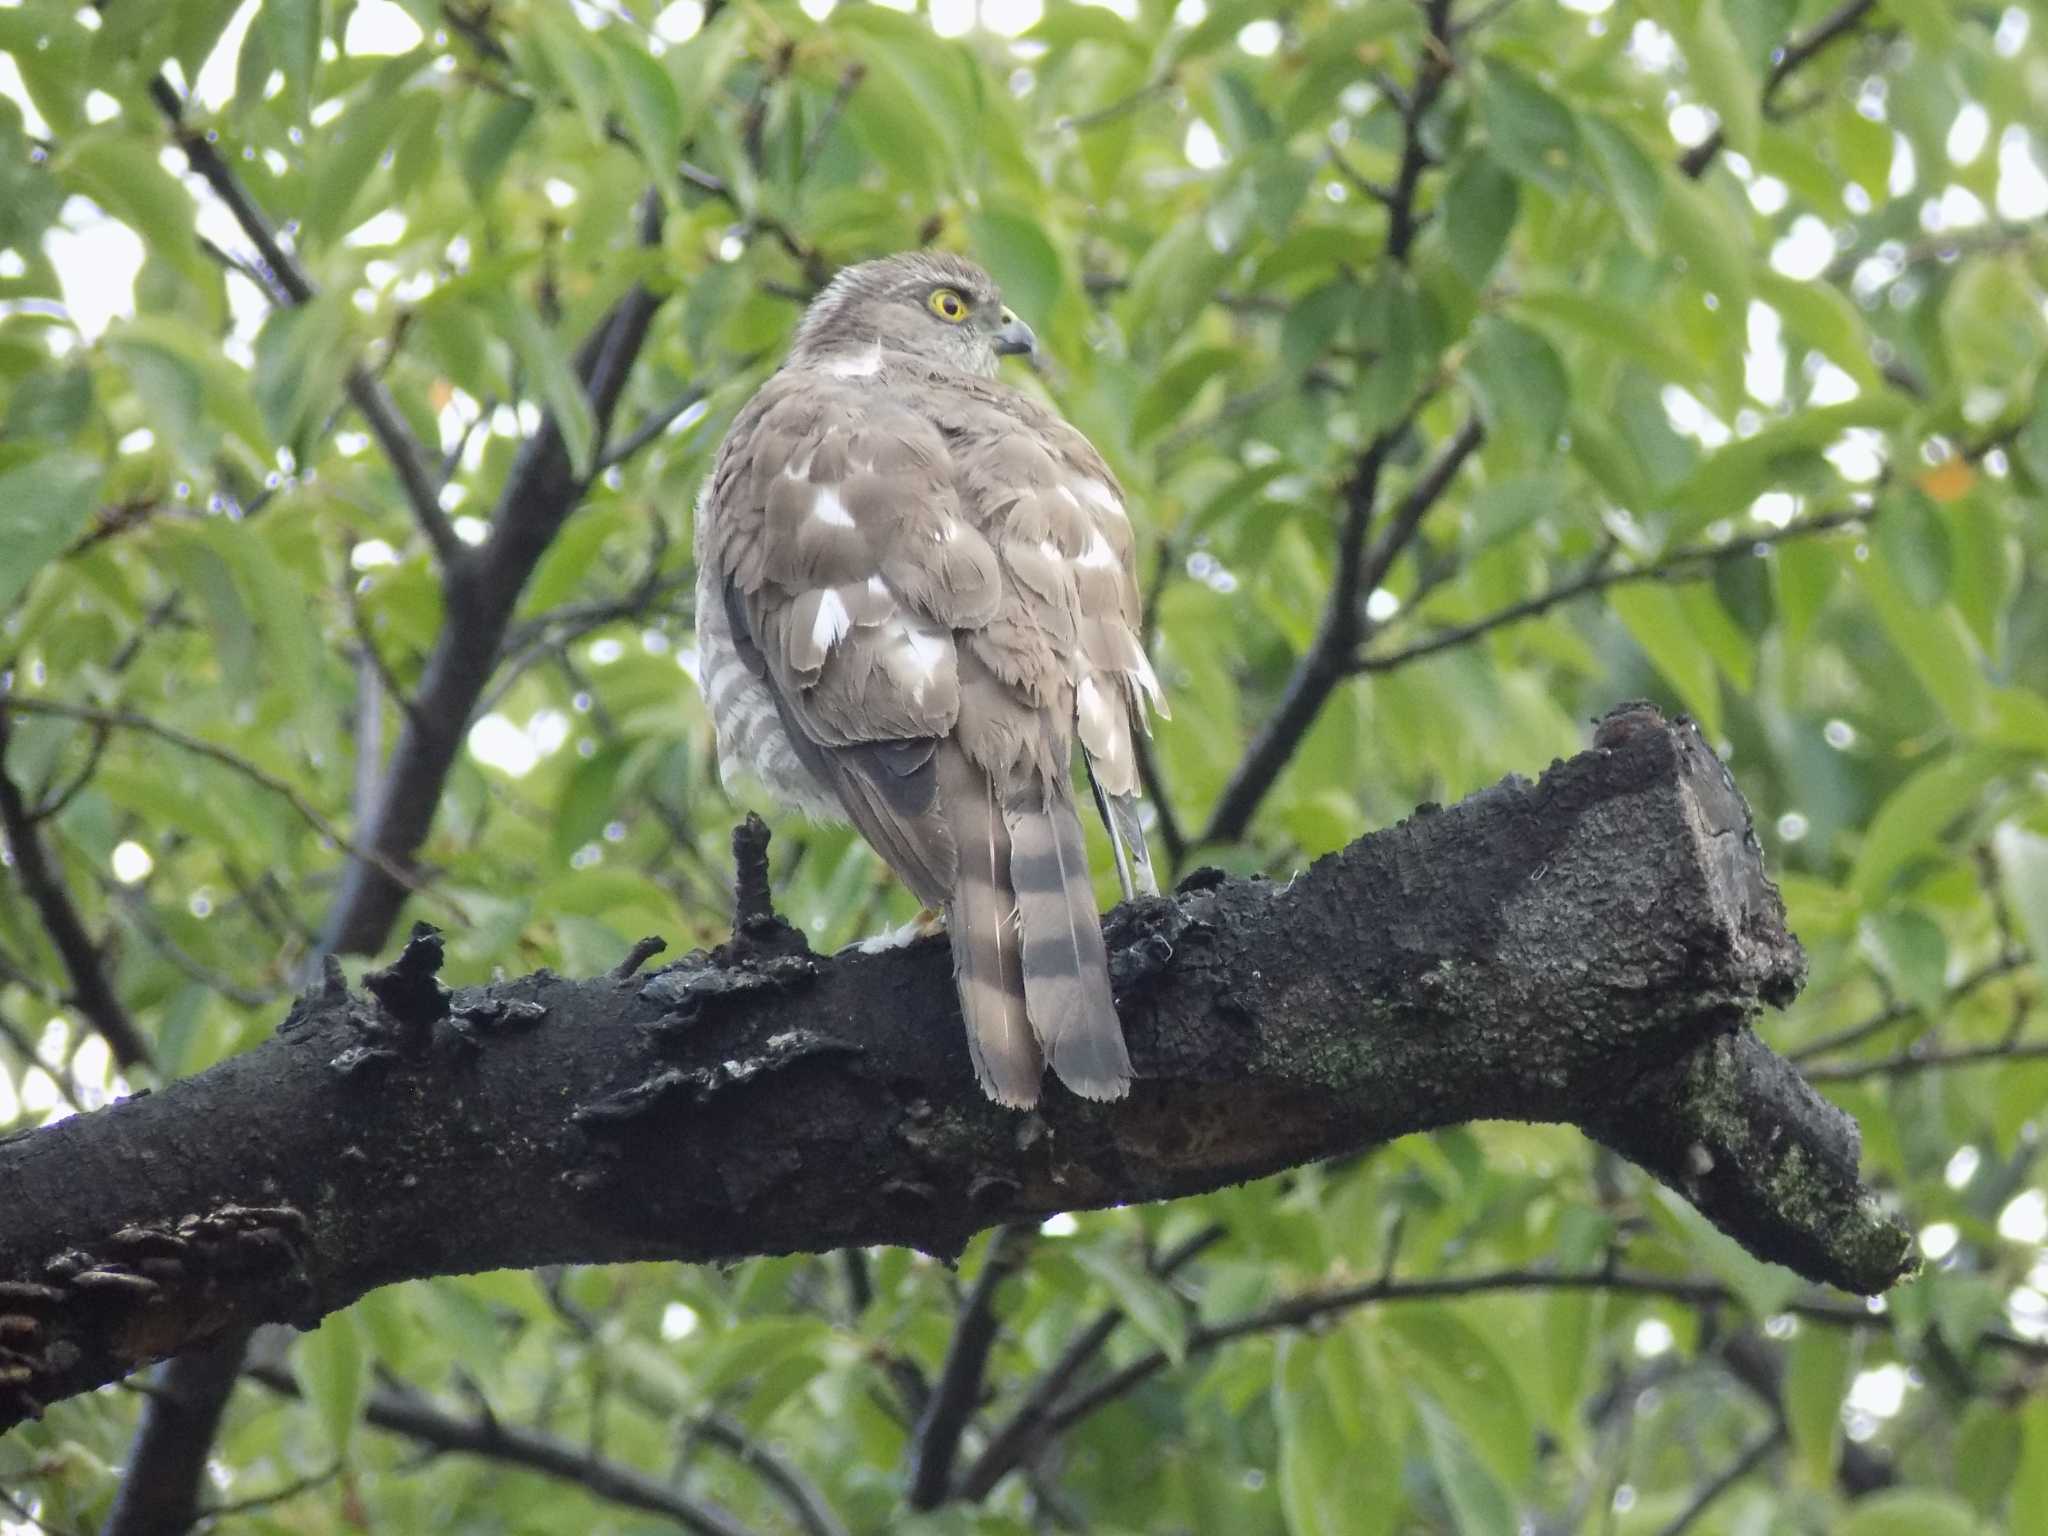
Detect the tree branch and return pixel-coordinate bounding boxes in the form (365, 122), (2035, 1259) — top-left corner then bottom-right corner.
(1678, 0), (1879, 178)
(147, 74), (458, 569)
(0, 711), (153, 1071)
(1652, 1427), (1785, 1536)
(0, 708), (1916, 1430)
(959, 1224), (1223, 1501)
(318, 195), (668, 957)
(906, 1224), (1037, 1508)
(1352, 509), (1869, 674)
(1201, 410), (1477, 846)
(244, 1362), (761, 1536)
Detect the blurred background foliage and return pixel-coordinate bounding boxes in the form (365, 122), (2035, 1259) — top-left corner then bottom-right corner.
(2, 0), (2048, 1531)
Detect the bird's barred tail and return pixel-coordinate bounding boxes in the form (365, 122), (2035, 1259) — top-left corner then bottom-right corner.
(1004, 786), (1132, 1102)
(936, 744), (1041, 1107)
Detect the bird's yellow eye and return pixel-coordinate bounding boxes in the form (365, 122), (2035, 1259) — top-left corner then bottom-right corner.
(928, 287), (970, 323)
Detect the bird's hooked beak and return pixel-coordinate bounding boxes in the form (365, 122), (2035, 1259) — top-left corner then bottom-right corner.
(993, 307), (1038, 359)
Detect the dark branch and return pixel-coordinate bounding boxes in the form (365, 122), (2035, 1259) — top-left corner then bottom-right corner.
(1789, 949), (2029, 1062)
(319, 196), (668, 957)
(1201, 410), (1477, 846)
(1353, 509), (1869, 674)
(0, 709), (1915, 1430)
(1653, 1427), (1786, 1536)
(1678, 0), (1879, 178)
(906, 1224), (1037, 1508)
(0, 711), (153, 1071)
(146, 73), (457, 569)
(245, 1362), (761, 1536)
(959, 1224), (1223, 1500)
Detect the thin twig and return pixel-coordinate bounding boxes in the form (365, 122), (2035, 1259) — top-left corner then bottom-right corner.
(595, 384), (712, 473)
(0, 712), (153, 1070)
(1679, 0), (1879, 178)
(245, 1363), (763, 1536)
(1802, 1037), (2048, 1084)
(1034, 1267), (2048, 1445)
(2, 699), (441, 909)
(1352, 509), (1869, 674)
(1789, 951), (2029, 1063)
(148, 72), (460, 569)
(1652, 1427), (1786, 1536)
(1201, 406), (1474, 846)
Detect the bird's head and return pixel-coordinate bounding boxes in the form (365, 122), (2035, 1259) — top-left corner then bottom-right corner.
(788, 251), (1036, 378)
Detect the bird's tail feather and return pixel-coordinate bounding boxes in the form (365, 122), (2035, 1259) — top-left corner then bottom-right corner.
(1087, 761), (1158, 899)
(1004, 787), (1132, 1101)
(936, 744), (1040, 1107)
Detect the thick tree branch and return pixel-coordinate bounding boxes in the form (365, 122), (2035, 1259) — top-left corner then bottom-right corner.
(0, 708), (1914, 1431)
(0, 712), (153, 1071)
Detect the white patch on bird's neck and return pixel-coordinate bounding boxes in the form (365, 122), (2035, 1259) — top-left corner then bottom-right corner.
(827, 343), (882, 379)
(812, 486), (856, 527)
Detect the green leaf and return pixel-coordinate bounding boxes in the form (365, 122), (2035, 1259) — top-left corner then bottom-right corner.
(1132, 346), (1238, 445)
(1658, 170), (1749, 307)
(1478, 60), (1577, 195)
(1415, 1394), (1516, 1536)
(1580, 114), (1663, 250)
(302, 96), (407, 249)
(1858, 908), (1949, 1020)
(1857, 543), (1989, 733)
(260, 0), (323, 124)
(1994, 824), (2048, 973)
(1873, 490), (1951, 607)
(1666, 396), (1912, 540)
(605, 29), (684, 172)
(0, 453), (101, 613)
(461, 94), (535, 200)
(1758, 270), (1882, 393)
(1463, 316), (1566, 462)
(2015, 1395), (2048, 1530)
(480, 292), (597, 478)
(1835, 1490), (1980, 1536)
(1442, 151), (1518, 288)
(1941, 254), (2048, 392)
(968, 208), (1063, 327)
(1382, 1309), (1533, 1494)
(552, 745), (628, 869)
(57, 133), (212, 289)
(1849, 751), (2001, 903)
(1072, 1249), (1187, 1365)
(294, 1308), (366, 1457)
(252, 293), (352, 448)
(1681, 0), (1760, 157)
(1784, 1326), (1852, 1487)
(1610, 583), (1723, 738)
(1272, 1335), (1398, 1536)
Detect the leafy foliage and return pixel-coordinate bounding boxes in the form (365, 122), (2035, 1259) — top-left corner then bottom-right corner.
(1, 0), (2046, 1531)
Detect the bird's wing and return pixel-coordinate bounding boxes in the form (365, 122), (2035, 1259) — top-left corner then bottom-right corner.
(701, 368), (1005, 907)
(957, 397), (1166, 899)
(934, 385), (1172, 1097)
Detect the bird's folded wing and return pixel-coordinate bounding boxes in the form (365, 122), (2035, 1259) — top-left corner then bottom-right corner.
(703, 374), (1004, 905)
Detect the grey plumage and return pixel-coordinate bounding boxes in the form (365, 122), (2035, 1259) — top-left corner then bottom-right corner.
(692, 252), (1166, 1108)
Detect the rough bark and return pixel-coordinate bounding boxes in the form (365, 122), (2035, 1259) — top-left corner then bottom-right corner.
(0, 707), (1913, 1432)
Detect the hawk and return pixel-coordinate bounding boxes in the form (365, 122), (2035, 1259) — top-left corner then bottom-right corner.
(693, 252), (1166, 1108)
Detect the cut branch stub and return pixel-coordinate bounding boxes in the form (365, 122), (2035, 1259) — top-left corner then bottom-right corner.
(0, 706), (1912, 1431)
